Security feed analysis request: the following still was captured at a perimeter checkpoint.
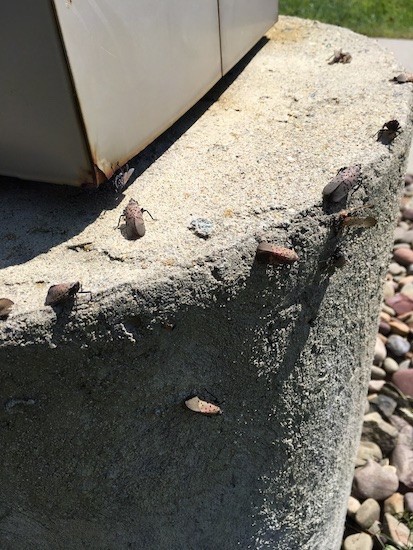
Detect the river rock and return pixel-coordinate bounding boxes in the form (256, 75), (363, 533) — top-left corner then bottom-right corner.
(370, 365), (386, 380)
(355, 440), (382, 467)
(362, 412), (399, 455)
(384, 513), (413, 548)
(383, 492), (404, 514)
(347, 496), (361, 517)
(383, 357), (399, 374)
(386, 334), (410, 356)
(373, 337), (387, 365)
(392, 370), (413, 396)
(393, 248), (413, 267)
(343, 533), (373, 550)
(369, 394), (397, 418)
(388, 319), (410, 337)
(355, 498), (380, 529)
(390, 416), (413, 489)
(401, 282), (413, 299)
(353, 459), (399, 501)
(386, 293), (413, 315)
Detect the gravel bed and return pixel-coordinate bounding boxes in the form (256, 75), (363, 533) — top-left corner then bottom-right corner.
(342, 174), (413, 550)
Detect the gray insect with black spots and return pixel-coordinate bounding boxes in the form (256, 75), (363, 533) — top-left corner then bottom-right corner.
(322, 164), (362, 203)
(118, 199), (155, 240)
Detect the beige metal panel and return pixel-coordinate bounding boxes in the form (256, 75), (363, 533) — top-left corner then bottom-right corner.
(219, 0), (278, 75)
(53, 0), (222, 178)
(0, 1), (93, 186)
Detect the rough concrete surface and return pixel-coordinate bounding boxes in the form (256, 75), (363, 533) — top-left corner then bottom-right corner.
(0, 16), (412, 549)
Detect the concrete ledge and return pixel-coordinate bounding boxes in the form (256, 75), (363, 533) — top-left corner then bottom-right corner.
(1, 17), (413, 549)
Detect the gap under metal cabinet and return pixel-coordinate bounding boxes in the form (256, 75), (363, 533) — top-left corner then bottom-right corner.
(0, 0), (278, 187)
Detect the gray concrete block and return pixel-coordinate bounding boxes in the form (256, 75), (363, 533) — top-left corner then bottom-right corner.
(0, 16), (412, 550)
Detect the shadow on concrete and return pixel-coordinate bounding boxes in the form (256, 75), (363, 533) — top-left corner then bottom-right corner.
(0, 37), (269, 269)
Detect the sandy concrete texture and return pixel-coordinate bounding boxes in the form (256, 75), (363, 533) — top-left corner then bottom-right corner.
(0, 17), (413, 549)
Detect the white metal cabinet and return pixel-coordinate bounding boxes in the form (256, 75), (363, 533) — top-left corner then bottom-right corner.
(218, 0), (278, 74)
(0, 0), (278, 187)
(53, 0), (222, 180)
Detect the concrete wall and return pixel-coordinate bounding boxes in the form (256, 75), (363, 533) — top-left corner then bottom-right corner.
(0, 17), (412, 549)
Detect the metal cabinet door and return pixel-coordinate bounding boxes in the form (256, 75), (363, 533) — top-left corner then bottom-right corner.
(53, 0), (222, 178)
(218, 0), (278, 75)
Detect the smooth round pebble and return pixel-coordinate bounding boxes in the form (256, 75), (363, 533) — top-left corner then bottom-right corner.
(379, 321), (390, 335)
(356, 441), (382, 467)
(343, 533), (373, 550)
(381, 303), (397, 316)
(388, 318), (410, 337)
(392, 369), (413, 397)
(380, 311), (392, 322)
(368, 380), (385, 393)
(370, 365), (386, 380)
(386, 334), (410, 356)
(402, 229), (413, 244)
(407, 263), (413, 275)
(383, 357), (399, 374)
(393, 227), (406, 242)
(398, 358), (411, 370)
(383, 492), (404, 515)
(388, 261), (407, 275)
(394, 248), (413, 266)
(393, 242), (410, 250)
(347, 496), (361, 517)
(373, 336), (387, 364)
(355, 498), (380, 529)
(401, 282), (413, 299)
(383, 281), (396, 300)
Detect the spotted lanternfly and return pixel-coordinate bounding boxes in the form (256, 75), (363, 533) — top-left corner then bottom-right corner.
(111, 163), (135, 193)
(391, 73), (413, 84)
(334, 204), (377, 235)
(0, 298), (14, 319)
(118, 198), (155, 240)
(375, 120), (402, 144)
(255, 242), (299, 265)
(184, 396), (222, 415)
(45, 282), (81, 306)
(327, 49), (352, 64)
(322, 165), (361, 203)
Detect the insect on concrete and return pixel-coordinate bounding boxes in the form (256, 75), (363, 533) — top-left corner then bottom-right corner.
(111, 163), (135, 193)
(374, 120), (402, 145)
(184, 395), (222, 416)
(0, 298), (14, 319)
(334, 204), (377, 235)
(44, 282), (90, 307)
(327, 49), (352, 64)
(118, 198), (155, 240)
(391, 73), (413, 84)
(322, 165), (362, 203)
(255, 242), (299, 265)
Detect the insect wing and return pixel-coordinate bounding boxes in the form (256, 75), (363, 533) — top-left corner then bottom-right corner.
(342, 215), (377, 229)
(185, 396), (222, 415)
(122, 168), (135, 186)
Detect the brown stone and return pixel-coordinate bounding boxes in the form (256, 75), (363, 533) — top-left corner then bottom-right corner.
(393, 248), (413, 267)
(383, 492), (404, 514)
(392, 370), (413, 397)
(388, 319), (410, 337)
